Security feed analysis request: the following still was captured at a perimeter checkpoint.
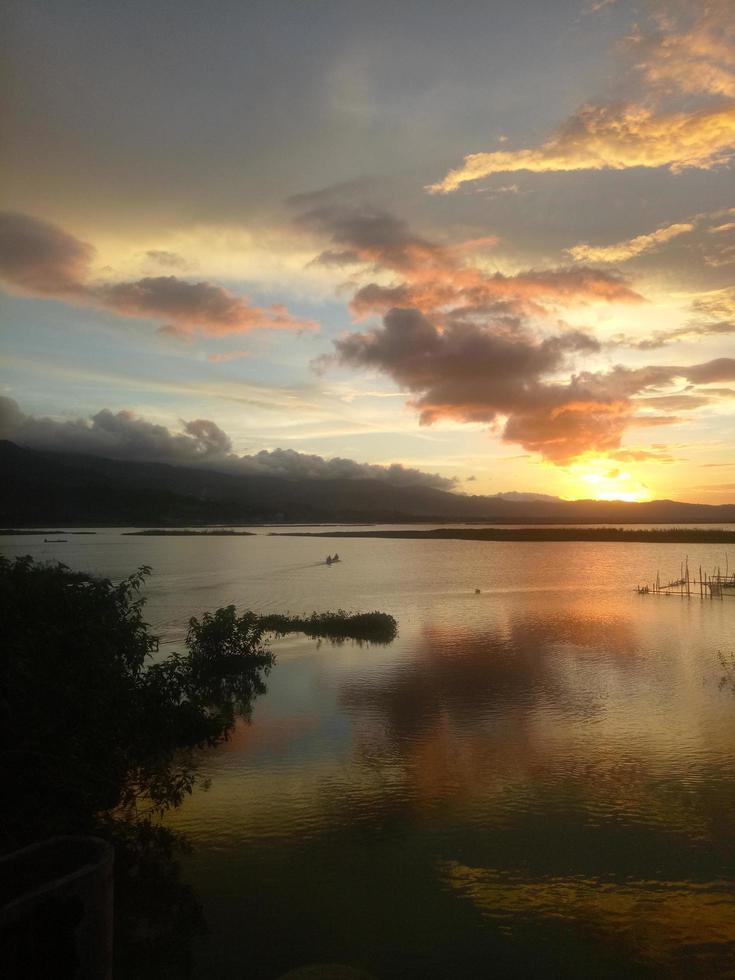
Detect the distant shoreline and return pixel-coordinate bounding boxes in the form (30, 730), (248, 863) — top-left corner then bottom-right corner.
(271, 527), (735, 544)
(0, 530), (97, 536)
(122, 529), (255, 537)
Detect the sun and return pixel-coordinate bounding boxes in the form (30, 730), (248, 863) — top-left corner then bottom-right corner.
(565, 459), (652, 502)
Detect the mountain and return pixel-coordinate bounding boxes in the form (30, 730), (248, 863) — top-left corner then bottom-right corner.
(2, 440), (734, 526)
(491, 492), (562, 502)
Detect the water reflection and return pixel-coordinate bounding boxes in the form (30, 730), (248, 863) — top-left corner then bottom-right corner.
(341, 607), (640, 733)
(7, 532), (734, 976)
(442, 863), (735, 975)
(166, 594), (735, 978)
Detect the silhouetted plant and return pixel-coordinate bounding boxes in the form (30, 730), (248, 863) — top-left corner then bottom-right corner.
(259, 609), (398, 644)
(0, 557), (274, 845)
(0, 556), (274, 977)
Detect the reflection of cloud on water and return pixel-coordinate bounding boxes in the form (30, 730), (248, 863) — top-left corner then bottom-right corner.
(441, 861), (735, 973)
(337, 608), (735, 842)
(170, 602), (735, 872)
(340, 608), (641, 742)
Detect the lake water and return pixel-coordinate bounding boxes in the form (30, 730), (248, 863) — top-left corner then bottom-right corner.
(4, 528), (735, 978)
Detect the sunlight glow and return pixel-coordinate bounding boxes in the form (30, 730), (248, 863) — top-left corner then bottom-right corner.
(566, 459), (652, 502)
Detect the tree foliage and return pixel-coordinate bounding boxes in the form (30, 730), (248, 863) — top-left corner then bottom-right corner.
(0, 556), (273, 849)
(1, 556), (276, 976)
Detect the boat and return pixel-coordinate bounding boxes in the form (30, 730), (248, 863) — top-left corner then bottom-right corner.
(44, 538), (68, 543)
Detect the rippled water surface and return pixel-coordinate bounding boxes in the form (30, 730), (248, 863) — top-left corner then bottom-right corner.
(5, 528), (735, 978)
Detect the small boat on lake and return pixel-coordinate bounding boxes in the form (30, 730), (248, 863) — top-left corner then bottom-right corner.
(44, 538), (67, 543)
(325, 553), (341, 565)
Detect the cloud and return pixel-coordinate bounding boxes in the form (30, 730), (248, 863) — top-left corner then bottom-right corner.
(582, 0), (618, 14)
(621, 319), (735, 351)
(333, 308), (620, 463)
(607, 447), (676, 463)
(207, 350), (252, 362)
(0, 211), (316, 337)
(429, 103), (735, 191)
(231, 447), (457, 488)
(331, 308), (735, 463)
(633, 1), (735, 100)
(301, 205), (448, 275)
(0, 400), (233, 462)
(634, 394), (712, 411)
(349, 267), (640, 319)
(0, 211), (93, 296)
(94, 277), (314, 337)
(568, 206), (735, 267)
(298, 204), (690, 464)
(143, 249), (189, 270)
(567, 221), (694, 263)
(612, 282), (735, 351)
(431, 4), (735, 192)
(0, 397), (457, 490)
(300, 204), (642, 319)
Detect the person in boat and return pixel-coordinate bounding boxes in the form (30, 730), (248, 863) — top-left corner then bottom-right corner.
(326, 555), (332, 564)
(333, 553), (339, 561)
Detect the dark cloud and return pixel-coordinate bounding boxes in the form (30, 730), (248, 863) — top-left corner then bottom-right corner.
(234, 447), (456, 488)
(93, 277), (314, 337)
(332, 308), (735, 463)
(0, 211), (92, 297)
(300, 205), (439, 275)
(0, 397), (456, 490)
(0, 399), (232, 462)
(0, 211), (316, 337)
(143, 249), (189, 269)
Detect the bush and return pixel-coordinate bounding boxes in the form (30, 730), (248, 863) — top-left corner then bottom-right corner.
(258, 609), (398, 644)
(1, 557), (276, 976)
(0, 557), (274, 849)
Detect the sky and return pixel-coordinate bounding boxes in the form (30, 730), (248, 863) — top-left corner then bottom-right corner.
(1, 0), (734, 503)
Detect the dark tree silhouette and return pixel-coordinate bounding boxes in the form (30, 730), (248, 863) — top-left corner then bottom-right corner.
(0, 556), (274, 977)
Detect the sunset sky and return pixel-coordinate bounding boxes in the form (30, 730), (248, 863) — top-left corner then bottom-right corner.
(1, 0), (734, 502)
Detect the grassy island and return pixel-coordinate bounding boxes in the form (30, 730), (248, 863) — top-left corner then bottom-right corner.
(272, 527), (735, 544)
(0, 529), (96, 535)
(124, 528), (254, 536)
(259, 610), (398, 644)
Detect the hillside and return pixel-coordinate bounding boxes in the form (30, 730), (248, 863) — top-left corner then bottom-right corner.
(2, 441), (734, 526)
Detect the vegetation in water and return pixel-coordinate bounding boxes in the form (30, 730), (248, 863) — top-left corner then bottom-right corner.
(274, 527), (735, 544)
(0, 529), (96, 535)
(123, 528), (254, 536)
(719, 651), (735, 693)
(259, 609), (398, 644)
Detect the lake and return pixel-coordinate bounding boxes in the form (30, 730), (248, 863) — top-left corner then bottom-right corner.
(4, 528), (735, 978)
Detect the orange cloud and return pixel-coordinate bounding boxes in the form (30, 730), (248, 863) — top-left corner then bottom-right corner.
(429, 103), (735, 191)
(0, 211), (317, 337)
(633, 0), (735, 100)
(567, 221), (694, 263)
(301, 204), (642, 321)
(432, 3), (735, 191)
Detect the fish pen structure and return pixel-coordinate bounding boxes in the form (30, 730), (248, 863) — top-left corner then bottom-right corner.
(636, 556), (735, 599)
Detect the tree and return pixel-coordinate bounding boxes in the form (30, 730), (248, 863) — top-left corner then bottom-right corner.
(0, 556), (275, 976)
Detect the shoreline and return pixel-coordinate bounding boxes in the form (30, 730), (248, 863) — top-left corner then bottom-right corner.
(271, 527), (735, 544)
